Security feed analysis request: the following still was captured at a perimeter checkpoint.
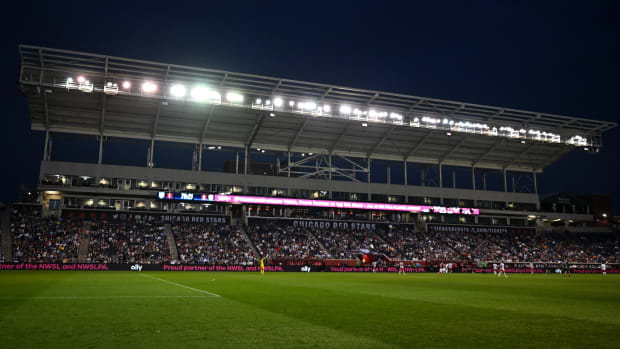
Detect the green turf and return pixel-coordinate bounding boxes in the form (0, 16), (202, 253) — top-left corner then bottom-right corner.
(0, 272), (618, 348)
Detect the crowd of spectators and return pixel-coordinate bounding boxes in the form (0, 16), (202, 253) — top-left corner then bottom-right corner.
(174, 223), (256, 265)
(311, 228), (393, 259)
(87, 221), (170, 264)
(11, 215), (81, 263)
(246, 224), (328, 259)
(379, 227), (619, 263)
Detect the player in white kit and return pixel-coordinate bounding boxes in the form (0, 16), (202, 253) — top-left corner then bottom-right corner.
(529, 262), (534, 275)
(398, 261), (405, 275)
(601, 262), (607, 276)
(497, 261), (507, 278)
(493, 263), (498, 275)
(372, 261), (377, 273)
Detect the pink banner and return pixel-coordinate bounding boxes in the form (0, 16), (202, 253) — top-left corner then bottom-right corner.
(213, 195), (479, 215)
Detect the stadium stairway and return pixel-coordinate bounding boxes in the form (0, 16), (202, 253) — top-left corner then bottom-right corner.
(306, 229), (330, 257)
(0, 210), (11, 262)
(77, 221), (91, 263)
(239, 226), (260, 257)
(165, 224), (179, 262)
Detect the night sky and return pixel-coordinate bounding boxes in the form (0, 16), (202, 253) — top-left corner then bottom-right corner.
(1, 1), (619, 213)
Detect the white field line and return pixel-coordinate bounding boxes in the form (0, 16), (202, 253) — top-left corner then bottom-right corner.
(0, 295), (213, 300)
(140, 273), (220, 297)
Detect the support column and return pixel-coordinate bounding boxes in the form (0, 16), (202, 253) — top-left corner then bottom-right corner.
(452, 169), (456, 188)
(198, 144), (203, 171)
(404, 160), (408, 203)
(235, 152), (239, 174)
(98, 136), (103, 164)
(439, 163), (443, 188)
(367, 158), (371, 201)
(472, 167), (476, 190)
(287, 151), (291, 178)
(421, 166), (425, 187)
(244, 146), (249, 175)
(482, 171), (487, 191)
(328, 154), (332, 199)
(512, 176), (516, 192)
(533, 171), (538, 194)
(43, 130), (50, 161)
(387, 164), (391, 185)
(503, 169), (507, 192)
(148, 139), (154, 167)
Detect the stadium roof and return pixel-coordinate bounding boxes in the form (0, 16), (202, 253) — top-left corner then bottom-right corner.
(18, 45), (616, 172)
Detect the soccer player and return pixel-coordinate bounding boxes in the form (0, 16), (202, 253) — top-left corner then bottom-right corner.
(562, 260), (571, 278)
(493, 263), (498, 275)
(529, 262), (534, 275)
(601, 262), (607, 276)
(399, 261), (405, 275)
(260, 256), (266, 275)
(372, 261), (377, 273)
(498, 261), (507, 278)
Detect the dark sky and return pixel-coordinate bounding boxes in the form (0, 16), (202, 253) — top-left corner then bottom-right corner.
(1, 1), (619, 212)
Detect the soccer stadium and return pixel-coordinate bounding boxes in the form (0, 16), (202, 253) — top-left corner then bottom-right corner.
(1, 44), (619, 348)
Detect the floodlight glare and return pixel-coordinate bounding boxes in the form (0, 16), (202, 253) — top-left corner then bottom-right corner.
(77, 76), (86, 83)
(67, 77), (73, 83)
(273, 97), (283, 107)
(255, 98), (262, 104)
(122, 81), (131, 89)
(289, 100), (295, 107)
(265, 99), (271, 105)
(226, 92), (243, 102)
(323, 105), (330, 112)
(191, 86), (211, 101)
(340, 105), (351, 114)
(142, 81), (158, 93)
(170, 84), (186, 97)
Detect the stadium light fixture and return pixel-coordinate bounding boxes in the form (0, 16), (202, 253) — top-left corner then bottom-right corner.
(77, 76), (86, 84)
(255, 98), (262, 104)
(191, 86), (216, 102)
(340, 105), (351, 114)
(226, 92), (244, 102)
(323, 105), (330, 112)
(362, 123), (368, 127)
(446, 132), (452, 136)
(289, 100), (295, 107)
(104, 82), (119, 95)
(170, 84), (186, 98)
(122, 81), (131, 89)
(142, 81), (158, 93)
(265, 99), (271, 105)
(299, 102), (316, 110)
(269, 113), (276, 117)
(273, 97), (283, 107)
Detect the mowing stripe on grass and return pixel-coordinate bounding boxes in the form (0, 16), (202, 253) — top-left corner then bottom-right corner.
(0, 295), (214, 300)
(141, 273), (221, 297)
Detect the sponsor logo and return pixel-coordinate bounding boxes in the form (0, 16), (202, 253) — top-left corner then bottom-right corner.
(301, 266), (311, 272)
(130, 264), (143, 272)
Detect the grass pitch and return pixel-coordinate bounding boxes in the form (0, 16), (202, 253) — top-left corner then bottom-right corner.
(0, 272), (618, 348)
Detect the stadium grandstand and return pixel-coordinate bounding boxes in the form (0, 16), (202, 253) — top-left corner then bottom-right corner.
(7, 44), (618, 270)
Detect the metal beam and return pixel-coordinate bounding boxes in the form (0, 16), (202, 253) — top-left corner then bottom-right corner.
(246, 113), (267, 149)
(288, 118), (311, 150)
(329, 124), (350, 154)
(368, 125), (396, 157)
(438, 136), (468, 163)
(472, 139), (505, 166)
(200, 106), (215, 145)
(404, 131), (433, 160)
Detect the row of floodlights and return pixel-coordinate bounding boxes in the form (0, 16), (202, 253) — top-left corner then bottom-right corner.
(64, 76), (588, 147)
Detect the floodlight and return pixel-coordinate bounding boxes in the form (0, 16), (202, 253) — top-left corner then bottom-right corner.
(77, 76), (86, 83)
(191, 86), (210, 101)
(340, 105), (351, 114)
(226, 92), (244, 102)
(323, 105), (330, 112)
(265, 99), (271, 105)
(122, 81), (131, 89)
(170, 84), (186, 97)
(289, 100), (295, 107)
(273, 97), (283, 107)
(142, 81), (158, 93)
(255, 98), (262, 104)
